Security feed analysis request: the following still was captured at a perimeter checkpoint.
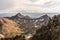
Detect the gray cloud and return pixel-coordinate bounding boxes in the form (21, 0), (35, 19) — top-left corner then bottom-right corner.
(25, 0), (56, 7)
(30, 0), (39, 2)
(0, 0), (14, 10)
(0, 0), (60, 13)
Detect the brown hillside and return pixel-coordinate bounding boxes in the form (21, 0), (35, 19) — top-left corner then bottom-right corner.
(0, 18), (22, 38)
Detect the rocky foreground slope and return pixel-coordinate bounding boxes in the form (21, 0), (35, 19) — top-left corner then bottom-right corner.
(0, 18), (22, 38)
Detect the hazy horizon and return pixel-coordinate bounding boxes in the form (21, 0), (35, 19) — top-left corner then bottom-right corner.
(0, 13), (59, 18)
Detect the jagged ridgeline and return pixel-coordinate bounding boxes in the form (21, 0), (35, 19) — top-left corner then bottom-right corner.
(0, 13), (60, 40)
(9, 13), (50, 34)
(30, 14), (60, 40)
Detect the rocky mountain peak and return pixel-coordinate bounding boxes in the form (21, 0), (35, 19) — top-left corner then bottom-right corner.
(40, 14), (49, 18)
(16, 13), (23, 16)
(14, 13), (24, 18)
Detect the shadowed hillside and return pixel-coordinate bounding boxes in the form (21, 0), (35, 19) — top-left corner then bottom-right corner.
(30, 15), (60, 40)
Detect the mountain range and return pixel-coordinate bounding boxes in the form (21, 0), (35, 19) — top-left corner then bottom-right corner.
(8, 13), (50, 35)
(0, 13), (60, 40)
(0, 13), (52, 39)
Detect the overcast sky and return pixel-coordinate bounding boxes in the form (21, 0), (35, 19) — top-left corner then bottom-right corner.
(0, 0), (60, 13)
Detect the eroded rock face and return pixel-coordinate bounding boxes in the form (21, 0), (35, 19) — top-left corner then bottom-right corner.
(6, 13), (49, 40)
(10, 13), (49, 35)
(30, 15), (60, 40)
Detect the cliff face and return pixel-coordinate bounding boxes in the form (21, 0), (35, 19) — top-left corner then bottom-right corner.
(7, 13), (49, 37)
(0, 18), (22, 38)
(30, 15), (60, 40)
